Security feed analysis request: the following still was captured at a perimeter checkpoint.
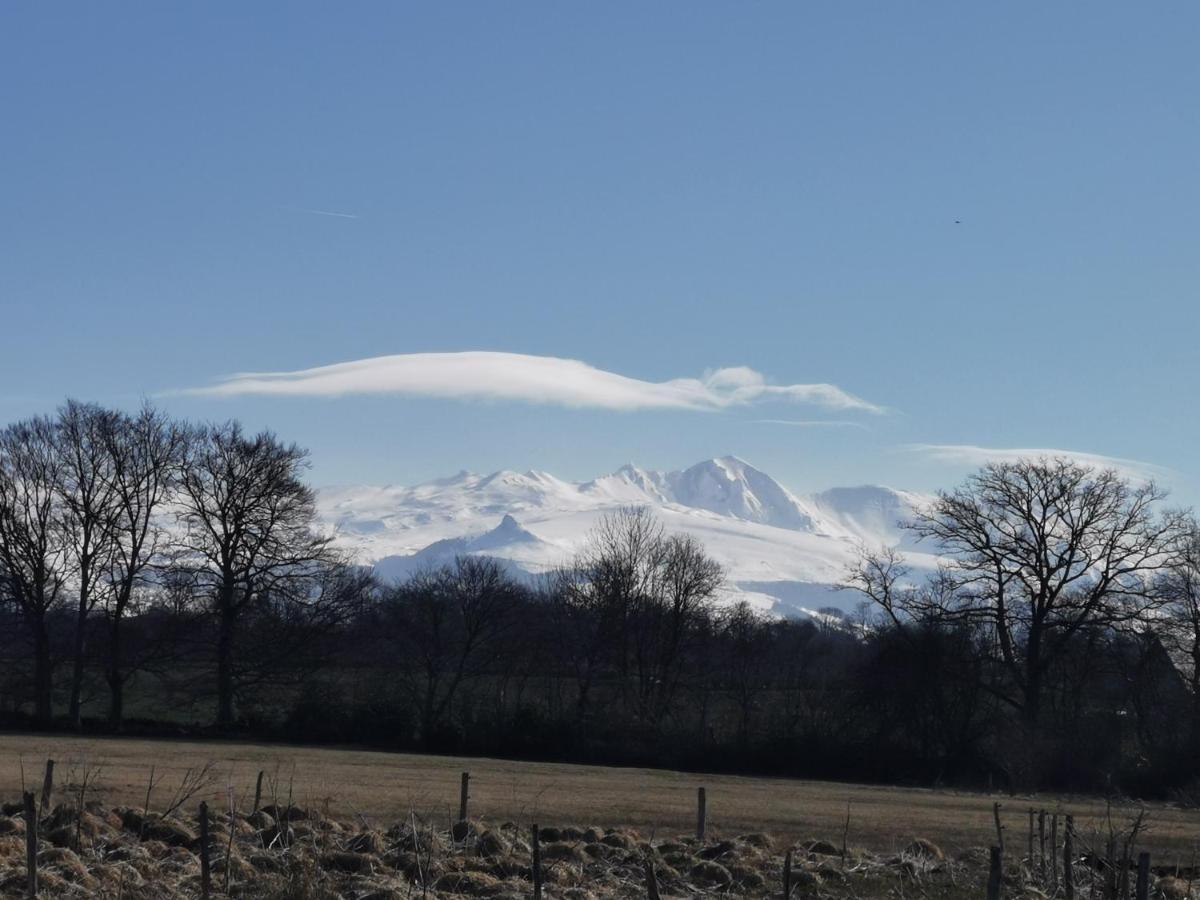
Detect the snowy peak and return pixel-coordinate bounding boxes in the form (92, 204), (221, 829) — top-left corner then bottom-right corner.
(474, 513), (541, 549)
(663, 456), (820, 531)
(370, 514), (553, 583)
(317, 458), (940, 619)
(812, 485), (928, 549)
(580, 456), (823, 531)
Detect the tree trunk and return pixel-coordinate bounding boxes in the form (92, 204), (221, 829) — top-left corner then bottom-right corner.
(106, 669), (124, 731)
(1022, 662), (1044, 791)
(421, 681), (437, 750)
(1024, 624), (1044, 731)
(32, 619), (53, 725)
(216, 594), (236, 730)
(67, 590), (89, 729)
(106, 617), (125, 729)
(1024, 668), (1043, 730)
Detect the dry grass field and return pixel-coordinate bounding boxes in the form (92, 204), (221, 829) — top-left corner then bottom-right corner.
(1, 733), (1197, 859)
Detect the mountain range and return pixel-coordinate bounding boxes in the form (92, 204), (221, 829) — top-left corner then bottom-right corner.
(316, 456), (938, 619)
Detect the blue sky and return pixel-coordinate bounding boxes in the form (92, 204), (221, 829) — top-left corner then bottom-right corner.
(2, 3), (1197, 501)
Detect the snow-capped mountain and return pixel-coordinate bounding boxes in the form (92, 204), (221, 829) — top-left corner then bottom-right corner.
(318, 456), (938, 619)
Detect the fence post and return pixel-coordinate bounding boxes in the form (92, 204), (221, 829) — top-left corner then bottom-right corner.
(253, 771), (264, 813)
(531, 824), (542, 900)
(1117, 846), (1131, 900)
(696, 787), (706, 842)
(987, 845), (1002, 900)
(39, 760), (54, 816)
(1039, 810), (1047, 882)
(459, 772), (470, 823)
(993, 802), (1004, 855)
(199, 801), (211, 900)
(1028, 809), (1035, 867)
(1051, 814), (1059, 889)
(23, 791), (37, 900)
(644, 855), (661, 900)
(1064, 816), (1075, 900)
(1106, 836), (1117, 900)
(1135, 852), (1150, 900)
(783, 847), (793, 899)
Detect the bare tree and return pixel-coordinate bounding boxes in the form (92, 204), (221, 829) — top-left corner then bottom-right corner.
(559, 507), (723, 730)
(55, 400), (123, 728)
(222, 559), (373, 711)
(385, 556), (521, 749)
(175, 421), (334, 729)
(847, 457), (1188, 732)
(100, 403), (188, 728)
(546, 561), (621, 725)
(0, 417), (70, 722)
(718, 601), (774, 752)
(1156, 519), (1200, 746)
(633, 532), (723, 726)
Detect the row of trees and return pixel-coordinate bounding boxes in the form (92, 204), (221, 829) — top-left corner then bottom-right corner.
(3, 400), (1200, 794)
(0, 402), (369, 730)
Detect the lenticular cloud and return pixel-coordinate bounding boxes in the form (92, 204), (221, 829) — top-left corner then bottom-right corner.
(182, 351), (884, 414)
(906, 444), (1167, 481)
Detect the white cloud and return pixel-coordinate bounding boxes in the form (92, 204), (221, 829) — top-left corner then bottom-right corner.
(179, 351), (885, 414)
(753, 419), (871, 430)
(905, 444), (1169, 481)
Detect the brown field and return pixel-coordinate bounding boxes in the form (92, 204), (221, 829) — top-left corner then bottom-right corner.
(1, 733), (1197, 858)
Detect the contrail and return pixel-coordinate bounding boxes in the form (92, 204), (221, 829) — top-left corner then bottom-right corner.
(282, 206), (360, 219)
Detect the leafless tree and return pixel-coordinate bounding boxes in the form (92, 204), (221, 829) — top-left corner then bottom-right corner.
(1155, 519), (1200, 743)
(99, 403), (189, 727)
(55, 400), (124, 728)
(175, 421), (334, 729)
(386, 556), (521, 748)
(0, 417), (70, 722)
(546, 561), (621, 725)
(556, 507), (723, 730)
(846, 457), (1189, 731)
(718, 601), (774, 752)
(633, 532), (723, 726)
(223, 559), (374, 712)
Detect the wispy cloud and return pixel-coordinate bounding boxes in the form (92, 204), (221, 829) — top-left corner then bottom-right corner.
(753, 419), (871, 430)
(178, 351), (886, 414)
(905, 443), (1169, 481)
(282, 206), (360, 219)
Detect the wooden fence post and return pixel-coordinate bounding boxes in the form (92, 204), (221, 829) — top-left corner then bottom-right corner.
(993, 802), (1004, 855)
(696, 787), (706, 842)
(39, 760), (54, 816)
(23, 791), (37, 900)
(987, 845), (1002, 900)
(1039, 810), (1047, 882)
(644, 855), (661, 900)
(783, 848), (793, 899)
(253, 771), (264, 813)
(1117, 846), (1131, 900)
(1106, 836), (1117, 900)
(1028, 809), (1035, 866)
(1051, 814), (1059, 889)
(459, 772), (470, 823)
(1064, 816), (1075, 900)
(199, 801), (211, 900)
(531, 824), (542, 900)
(1135, 852), (1150, 900)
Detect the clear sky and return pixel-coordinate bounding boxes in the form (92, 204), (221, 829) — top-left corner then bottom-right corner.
(2, 3), (1197, 501)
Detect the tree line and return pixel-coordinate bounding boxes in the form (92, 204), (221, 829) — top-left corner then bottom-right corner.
(2, 401), (1200, 796)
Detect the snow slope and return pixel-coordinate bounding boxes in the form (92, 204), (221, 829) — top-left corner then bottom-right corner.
(318, 456), (938, 619)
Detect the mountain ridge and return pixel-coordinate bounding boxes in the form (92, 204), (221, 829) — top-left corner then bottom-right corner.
(318, 457), (938, 618)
